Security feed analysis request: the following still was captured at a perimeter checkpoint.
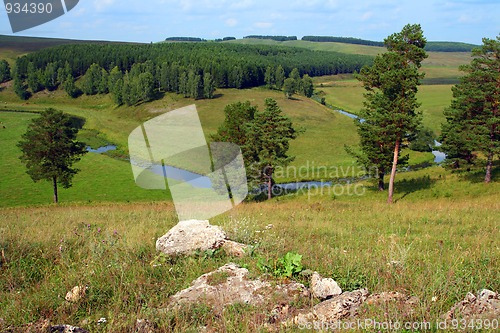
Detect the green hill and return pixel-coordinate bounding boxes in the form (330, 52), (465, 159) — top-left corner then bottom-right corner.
(0, 35), (479, 207)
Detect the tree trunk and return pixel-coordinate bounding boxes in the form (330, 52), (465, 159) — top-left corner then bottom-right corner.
(387, 139), (400, 204)
(52, 176), (58, 203)
(378, 172), (385, 191)
(485, 150), (493, 183)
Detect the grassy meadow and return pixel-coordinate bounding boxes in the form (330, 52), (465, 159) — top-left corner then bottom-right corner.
(0, 84), (367, 207)
(0, 169), (498, 331)
(0, 38), (498, 332)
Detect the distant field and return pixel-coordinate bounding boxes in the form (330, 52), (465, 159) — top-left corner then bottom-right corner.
(314, 76), (454, 135)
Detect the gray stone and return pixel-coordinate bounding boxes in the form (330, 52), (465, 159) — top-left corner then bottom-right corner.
(50, 325), (89, 333)
(65, 286), (87, 303)
(311, 272), (342, 299)
(221, 240), (247, 257)
(156, 220), (226, 256)
(294, 289), (370, 325)
(169, 263), (308, 314)
(169, 263), (271, 309)
(134, 319), (155, 333)
(443, 289), (500, 321)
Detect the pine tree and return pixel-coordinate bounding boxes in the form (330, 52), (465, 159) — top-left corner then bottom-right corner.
(245, 98), (300, 199)
(203, 72), (215, 99)
(17, 109), (87, 203)
(264, 65), (275, 89)
(81, 63), (103, 95)
(439, 35), (500, 182)
(62, 74), (79, 98)
(275, 65), (285, 90)
(27, 62), (42, 93)
(212, 99), (300, 200)
(43, 62), (58, 91)
(301, 74), (314, 97)
(283, 78), (295, 99)
(355, 24), (427, 203)
(0, 60), (11, 83)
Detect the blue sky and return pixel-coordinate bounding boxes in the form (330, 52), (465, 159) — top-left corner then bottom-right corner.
(1, 0), (498, 44)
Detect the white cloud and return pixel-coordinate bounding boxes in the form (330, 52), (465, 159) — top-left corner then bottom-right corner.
(230, 0), (254, 10)
(94, 0), (115, 12)
(361, 11), (373, 21)
(254, 22), (273, 29)
(225, 18), (238, 27)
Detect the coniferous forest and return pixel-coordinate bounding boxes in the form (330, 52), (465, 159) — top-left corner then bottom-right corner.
(12, 42), (372, 105)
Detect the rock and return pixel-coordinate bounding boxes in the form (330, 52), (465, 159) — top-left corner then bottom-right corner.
(221, 240), (247, 257)
(293, 289), (369, 325)
(50, 325), (89, 333)
(156, 220), (227, 256)
(169, 263), (308, 314)
(443, 289), (500, 321)
(311, 272), (342, 299)
(135, 319), (155, 333)
(169, 263), (271, 310)
(363, 291), (419, 317)
(313, 288), (369, 322)
(65, 286), (87, 303)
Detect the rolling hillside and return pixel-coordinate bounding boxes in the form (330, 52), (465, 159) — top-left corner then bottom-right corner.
(0, 35), (477, 206)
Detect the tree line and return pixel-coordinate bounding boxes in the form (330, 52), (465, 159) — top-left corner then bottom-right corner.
(12, 42), (372, 104)
(302, 36), (385, 47)
(243, 35), (298, 41)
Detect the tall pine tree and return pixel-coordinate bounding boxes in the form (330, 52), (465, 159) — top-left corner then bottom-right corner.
(439, 35), (500, 182)
(17, 109), (87, 203)
(355, 24), (427, 203)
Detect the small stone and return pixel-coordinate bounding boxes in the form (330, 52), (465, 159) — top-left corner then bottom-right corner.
(292, 288), (369, 325)
(156, 220), (227, 256)
(135, 319), (155, 333)
(221, 240), (247, 257)
(50, 324), (89, 333)
(443, 289), (500, 321)
(65, 286), (87, 303)
(311, 272), (342, 299)
(479, 289), (497, 301)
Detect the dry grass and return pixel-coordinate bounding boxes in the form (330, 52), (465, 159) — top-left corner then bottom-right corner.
(0, 168), (498, 331)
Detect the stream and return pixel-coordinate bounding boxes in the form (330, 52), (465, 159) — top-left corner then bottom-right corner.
(85, 108), (446, 191)
(332, 109), (446, 164)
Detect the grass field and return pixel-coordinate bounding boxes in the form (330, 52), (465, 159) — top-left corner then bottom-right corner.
(0, 111), (173, 207)
(0, 169), (498, 331)
(0, 85), (369, 206)
(314, 76), (454, 135)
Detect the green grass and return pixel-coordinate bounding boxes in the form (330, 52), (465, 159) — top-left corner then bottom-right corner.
(0, 170), (498, 331)
(0, 111), (172, 207)
(0, 86), (364, 206)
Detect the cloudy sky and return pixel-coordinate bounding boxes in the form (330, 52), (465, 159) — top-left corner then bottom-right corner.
(1, 0), (498, 44)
